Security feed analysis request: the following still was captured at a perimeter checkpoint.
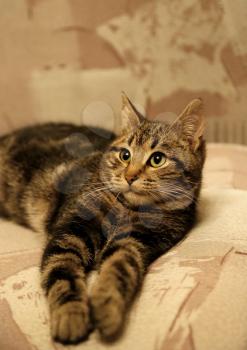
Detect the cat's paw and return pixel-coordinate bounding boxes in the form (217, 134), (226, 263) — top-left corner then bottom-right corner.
(50, 301), (91, 344)
(90, 288), (124, 340)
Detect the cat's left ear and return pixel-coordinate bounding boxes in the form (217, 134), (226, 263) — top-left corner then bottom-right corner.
(177, 98), (205, 151)
(120, 92), (144, 133)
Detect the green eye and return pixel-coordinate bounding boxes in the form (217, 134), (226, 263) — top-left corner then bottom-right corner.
(120, 148), (131, 163)
(149, 152), (166, 168)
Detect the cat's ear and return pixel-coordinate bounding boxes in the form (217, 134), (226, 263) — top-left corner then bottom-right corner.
(120, 92), (144, 132)
(177, 98), (205, 151)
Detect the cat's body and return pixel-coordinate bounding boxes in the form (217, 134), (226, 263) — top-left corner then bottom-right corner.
(0, 94), (205, 344)
(0, 123), (114, 228)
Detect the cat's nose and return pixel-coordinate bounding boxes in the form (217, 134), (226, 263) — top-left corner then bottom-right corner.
(125, 174), (138, 185)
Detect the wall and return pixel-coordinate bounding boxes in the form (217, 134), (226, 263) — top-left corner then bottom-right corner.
(0, 0), (246, 137)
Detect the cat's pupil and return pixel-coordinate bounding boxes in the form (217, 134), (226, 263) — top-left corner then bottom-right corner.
(122, 150), (130, 161)
(153, 153), (162, 164)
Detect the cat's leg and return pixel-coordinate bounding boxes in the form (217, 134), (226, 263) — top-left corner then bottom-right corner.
(90, 231), (175, 340)
(90, 235), (149, 340)
(41, 233), (93, 344)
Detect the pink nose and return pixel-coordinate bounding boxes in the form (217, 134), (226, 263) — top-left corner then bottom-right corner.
(125, 174), (138, 185)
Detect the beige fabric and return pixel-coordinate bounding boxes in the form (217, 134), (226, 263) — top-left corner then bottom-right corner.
(1, 144), (247, 350)
(0, 0), (247, 137)
(205, 144), (247, 191)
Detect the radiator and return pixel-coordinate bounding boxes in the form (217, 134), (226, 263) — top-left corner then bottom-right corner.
(205, 118), (247, 145)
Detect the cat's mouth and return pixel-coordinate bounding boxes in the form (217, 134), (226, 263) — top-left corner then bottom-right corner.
(123, 186), (145, 196)
(123, 188), (153, 206)
(125, 187), (143, 194)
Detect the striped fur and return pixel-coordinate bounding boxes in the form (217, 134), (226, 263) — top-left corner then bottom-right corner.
(0, 96), (205, 344)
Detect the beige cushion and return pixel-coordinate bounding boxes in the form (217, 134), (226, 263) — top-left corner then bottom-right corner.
(205, 144), (247, 191)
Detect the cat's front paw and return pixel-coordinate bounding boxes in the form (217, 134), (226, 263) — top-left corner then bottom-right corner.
(51, 301), (91, 344)
(90, 287), (125, 340)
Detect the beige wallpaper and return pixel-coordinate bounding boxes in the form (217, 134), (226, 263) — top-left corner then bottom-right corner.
(0, 0), (246, 136)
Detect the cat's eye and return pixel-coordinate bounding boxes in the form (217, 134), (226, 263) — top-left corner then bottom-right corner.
(119, 148), (131, 163)
(149, 152), (166, 168)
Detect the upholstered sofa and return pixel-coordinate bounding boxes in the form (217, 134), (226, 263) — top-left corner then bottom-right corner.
(1, 143), (247, 350)
(1, 1), (247, 349)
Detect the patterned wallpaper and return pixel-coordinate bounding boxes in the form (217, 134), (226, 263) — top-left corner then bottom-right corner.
(0, 0), (246, 136)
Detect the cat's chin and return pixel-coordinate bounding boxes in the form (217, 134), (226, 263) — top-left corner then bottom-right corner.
(123, 191), (154, 206)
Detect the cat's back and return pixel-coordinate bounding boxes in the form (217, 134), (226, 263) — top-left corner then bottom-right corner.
(0, 122), (114, 152)
(0, 122), (114, 167)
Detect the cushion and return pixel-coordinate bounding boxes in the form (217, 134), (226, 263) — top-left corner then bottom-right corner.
(205, 144), (247, 191)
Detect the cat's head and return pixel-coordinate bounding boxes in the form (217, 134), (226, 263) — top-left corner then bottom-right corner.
(101, 93), (206, 209)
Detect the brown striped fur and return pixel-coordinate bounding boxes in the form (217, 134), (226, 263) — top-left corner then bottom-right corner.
(0, 93), (205, 344)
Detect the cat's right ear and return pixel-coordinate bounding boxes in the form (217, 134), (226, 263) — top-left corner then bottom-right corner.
(120, 92), (143, 133)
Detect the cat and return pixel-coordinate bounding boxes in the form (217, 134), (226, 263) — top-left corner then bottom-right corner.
(0, 93), (205, 344)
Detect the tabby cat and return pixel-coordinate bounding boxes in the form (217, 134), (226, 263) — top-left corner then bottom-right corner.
(0, 93), (205, 344)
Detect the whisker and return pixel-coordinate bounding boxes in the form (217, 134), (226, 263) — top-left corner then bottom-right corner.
(151, 185), (196, 203)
